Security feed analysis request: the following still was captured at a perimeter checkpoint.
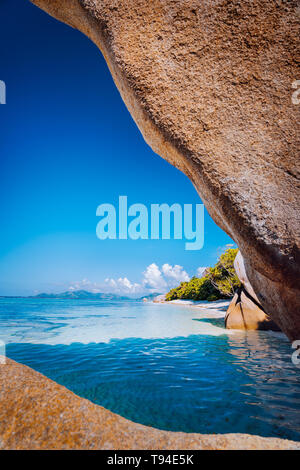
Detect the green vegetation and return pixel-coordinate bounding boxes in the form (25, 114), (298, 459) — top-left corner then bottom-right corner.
(165, 248), (240, 302)
(206, 248), (240, 298)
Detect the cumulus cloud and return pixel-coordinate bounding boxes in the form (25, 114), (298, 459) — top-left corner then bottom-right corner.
(104, 277), (141, 294)
(68, 278), (101, 292)
(161, 264), (190, 283)
(68, 262), (201, 297)
(142, 263), (167, 292)
(69, 277), (142, 295)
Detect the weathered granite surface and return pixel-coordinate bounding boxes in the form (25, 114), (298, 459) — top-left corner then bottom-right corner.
(29, 0), (300, 340)
(225, 251), (280, 331)
(225, 291), (279, 330)
(0, 357), (299, 449)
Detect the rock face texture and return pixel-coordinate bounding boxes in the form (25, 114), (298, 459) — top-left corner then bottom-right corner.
(225, 290), (279, 331)
(225, 251), (280, 331)
(30, 0), (300, 340)
(0, 357), (299, 450)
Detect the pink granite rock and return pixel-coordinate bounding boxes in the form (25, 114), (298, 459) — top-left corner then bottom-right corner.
(0, 358), (299, 449)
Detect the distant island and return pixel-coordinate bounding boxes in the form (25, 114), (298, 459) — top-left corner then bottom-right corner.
(0, 290), (162, 301)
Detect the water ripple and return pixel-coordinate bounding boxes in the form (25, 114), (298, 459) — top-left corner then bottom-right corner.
(0, 298), (299, 440)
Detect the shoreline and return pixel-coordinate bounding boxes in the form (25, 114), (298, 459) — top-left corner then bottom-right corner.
(153, 298), (230, 314)
(153, 297), (288, 340)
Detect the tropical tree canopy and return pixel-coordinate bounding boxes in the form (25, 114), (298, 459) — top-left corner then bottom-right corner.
(165, 248), (240, 301)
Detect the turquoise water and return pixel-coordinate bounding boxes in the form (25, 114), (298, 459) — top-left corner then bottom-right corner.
(0, 298), (299, 440)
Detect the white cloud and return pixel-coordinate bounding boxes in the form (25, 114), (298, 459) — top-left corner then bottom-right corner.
(141, 263), (189, 293)
(68, 279), (104, 293)
(142, 263), (167, 292)
(68, 277), (142, 296)
(161, 264), (190, 283)
(104, 277), (141, 294)
(68, 262), (208, 297)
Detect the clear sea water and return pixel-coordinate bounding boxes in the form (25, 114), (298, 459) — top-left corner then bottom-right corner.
(0, 298), (299, 441)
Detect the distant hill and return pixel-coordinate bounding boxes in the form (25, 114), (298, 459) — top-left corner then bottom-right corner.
(0, 290), (163, 301)
(27, 290), (131, 300)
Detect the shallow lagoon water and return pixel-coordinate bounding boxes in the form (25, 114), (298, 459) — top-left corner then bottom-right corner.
(0, 298), (299, 440)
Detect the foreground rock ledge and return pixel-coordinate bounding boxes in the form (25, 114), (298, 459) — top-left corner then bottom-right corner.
(29, 0), (300, 340)
(0, 358), (299, 450)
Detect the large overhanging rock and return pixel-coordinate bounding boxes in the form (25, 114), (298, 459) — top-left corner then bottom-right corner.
(30, 0), (300, 340)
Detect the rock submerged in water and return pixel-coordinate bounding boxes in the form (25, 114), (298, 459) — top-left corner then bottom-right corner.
(29, 0), (300, 340)
(225, 251), (280, 331)
(225, 290), (280, 331)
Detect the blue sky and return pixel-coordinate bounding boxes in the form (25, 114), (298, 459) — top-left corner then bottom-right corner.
(0, 0), (235, 296)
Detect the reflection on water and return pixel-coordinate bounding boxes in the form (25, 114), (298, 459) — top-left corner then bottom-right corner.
(0, 298), (299, 440)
